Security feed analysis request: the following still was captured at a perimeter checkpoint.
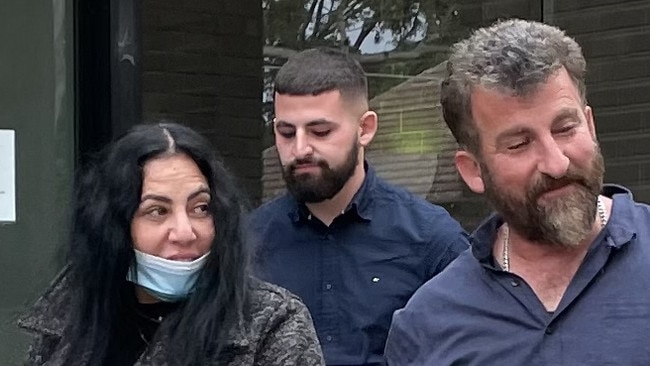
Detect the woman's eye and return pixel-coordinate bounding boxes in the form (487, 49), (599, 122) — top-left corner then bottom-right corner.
(147, 207), (168, 217)
(192, 204), (210, 216)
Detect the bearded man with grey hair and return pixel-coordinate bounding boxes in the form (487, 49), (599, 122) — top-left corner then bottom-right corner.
(384, 19), (650, 366)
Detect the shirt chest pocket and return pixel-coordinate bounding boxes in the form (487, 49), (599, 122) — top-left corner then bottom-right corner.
(350, 251), (425, 320)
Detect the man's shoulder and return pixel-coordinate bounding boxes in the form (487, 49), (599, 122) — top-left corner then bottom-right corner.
(372, 176), (450, 215)
(408, 249), (479, 303)
(388, 250), (481, 335)
(370, 176), (466, 239)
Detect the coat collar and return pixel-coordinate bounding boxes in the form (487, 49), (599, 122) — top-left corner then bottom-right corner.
(18, 266), (70, 337)
(18, 267), (254, 365)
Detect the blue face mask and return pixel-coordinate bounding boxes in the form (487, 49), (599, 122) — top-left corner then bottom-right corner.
(127, 249), (210, 302)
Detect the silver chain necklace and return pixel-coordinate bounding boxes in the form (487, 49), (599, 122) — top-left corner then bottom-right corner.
(501, 196), (608, 272)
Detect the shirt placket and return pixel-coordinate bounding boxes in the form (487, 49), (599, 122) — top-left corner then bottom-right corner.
(493, 235), (615, 366)
(320, 228), (340, 346)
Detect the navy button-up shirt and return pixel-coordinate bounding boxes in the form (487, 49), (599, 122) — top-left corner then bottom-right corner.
(386, 185), (650, 366)
(250, 164), (469, 365)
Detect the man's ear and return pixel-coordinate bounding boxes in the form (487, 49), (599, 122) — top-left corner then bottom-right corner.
(455, 150), (485, 194)
(358, 111), (378, 147)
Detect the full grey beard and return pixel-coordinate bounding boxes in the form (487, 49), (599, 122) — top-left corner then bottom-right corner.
(536, 194), (598, 248)
(481, 144), (604, 249)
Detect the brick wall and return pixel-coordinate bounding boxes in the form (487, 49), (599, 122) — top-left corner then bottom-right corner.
(141, 0), (264, 203)
(549, 0), (650, 202)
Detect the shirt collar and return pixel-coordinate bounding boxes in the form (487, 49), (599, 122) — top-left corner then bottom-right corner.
(289, 161), (376, 223)
(470, 184), (638, 264)
(601, 184), (637, 248)
(469, 213), (502, 265)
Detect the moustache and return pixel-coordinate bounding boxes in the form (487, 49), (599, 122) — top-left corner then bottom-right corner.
(529, 168), (589, 200)
(287, 158), (327, 172)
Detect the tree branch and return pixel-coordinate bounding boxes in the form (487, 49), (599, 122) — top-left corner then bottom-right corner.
(299, 0), (320, 43)
(263, 44), (449, 64)
(336, 0), (349, 47)
(404, 16), (422, 40)
(312, 0), (326, 39)
(352, 17), (377, 50)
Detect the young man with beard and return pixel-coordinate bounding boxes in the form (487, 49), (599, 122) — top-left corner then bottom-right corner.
(384, 19), (650, 366)
(249, 48), (469, 366)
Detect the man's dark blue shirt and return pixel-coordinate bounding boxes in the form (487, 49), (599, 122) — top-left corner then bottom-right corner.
(385, 185), (650, 365)
(249, 164), (469, 365)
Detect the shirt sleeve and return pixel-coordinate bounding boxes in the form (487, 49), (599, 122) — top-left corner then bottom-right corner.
(254, 296), (326, 366)
(384, 307), (423, 366)
(427, 223), (470, 278)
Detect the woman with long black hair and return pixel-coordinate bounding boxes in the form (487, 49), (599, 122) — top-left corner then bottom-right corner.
(18, 122), (324, 365)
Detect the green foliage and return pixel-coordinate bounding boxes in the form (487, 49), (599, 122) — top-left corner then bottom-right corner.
(264, 0), (463, 51)
(262, 0), (467, 123)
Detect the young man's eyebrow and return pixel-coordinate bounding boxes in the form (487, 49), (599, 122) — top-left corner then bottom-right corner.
(274, 118), (336, 127)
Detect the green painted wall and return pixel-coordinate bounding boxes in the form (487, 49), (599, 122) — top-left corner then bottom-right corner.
(0, 0), (74, 364)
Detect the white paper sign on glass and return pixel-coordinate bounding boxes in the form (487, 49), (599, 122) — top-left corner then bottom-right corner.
(0, 129), (16, 223)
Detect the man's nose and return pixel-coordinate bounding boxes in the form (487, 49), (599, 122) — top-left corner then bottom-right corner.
(536, 137), (570, 179)
(292, 132), (313, 159)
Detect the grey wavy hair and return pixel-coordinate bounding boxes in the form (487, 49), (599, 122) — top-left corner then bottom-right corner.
(441, 19), (587, 154)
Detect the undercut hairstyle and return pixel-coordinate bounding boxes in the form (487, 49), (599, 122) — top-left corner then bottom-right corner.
(274, 47), (369, 102)
(61, 122), (251, 365)
(440, 19), (587, 154)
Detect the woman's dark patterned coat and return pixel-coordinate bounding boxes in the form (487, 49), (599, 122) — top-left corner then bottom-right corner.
(18, 273), (325, 366)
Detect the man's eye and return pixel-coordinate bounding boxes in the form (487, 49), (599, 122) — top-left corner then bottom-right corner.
(507, 139), (530, 150)
(276, 129), (295, 138)
(555, 124), (576, 135)
(312, 130), (331, 137)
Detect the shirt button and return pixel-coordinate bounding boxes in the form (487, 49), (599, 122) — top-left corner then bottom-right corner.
(545, 326), (553, 335)
(326, 335), (333, 342)
(510, 280), (520, 287)
(325, 283), (332, 290)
